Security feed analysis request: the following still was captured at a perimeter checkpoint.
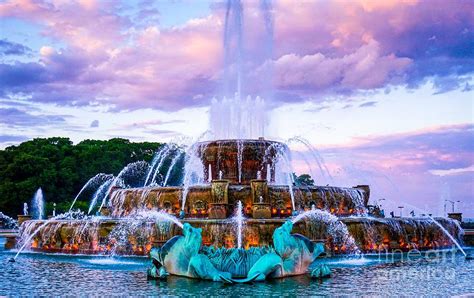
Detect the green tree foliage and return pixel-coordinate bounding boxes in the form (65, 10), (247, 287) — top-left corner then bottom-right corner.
(293, 173), (315, 187)
(0, 138), (161, 217)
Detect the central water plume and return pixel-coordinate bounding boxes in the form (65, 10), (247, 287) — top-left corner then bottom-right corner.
(211, 0), (272, 140)
(210, 95), (267, 140)
(223, 0), (243, 97)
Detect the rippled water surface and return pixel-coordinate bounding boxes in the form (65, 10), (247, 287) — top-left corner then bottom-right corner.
(1, 238), (473, 296)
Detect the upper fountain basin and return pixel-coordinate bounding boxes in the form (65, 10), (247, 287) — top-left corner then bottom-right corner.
(196, 138), (288, 185)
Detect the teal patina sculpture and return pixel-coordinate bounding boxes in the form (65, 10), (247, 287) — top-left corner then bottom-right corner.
(147, 223), (232, 281)
(147, 221), (331, 283)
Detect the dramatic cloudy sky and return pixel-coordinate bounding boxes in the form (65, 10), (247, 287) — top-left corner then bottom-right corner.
(0, 0), (473, 216)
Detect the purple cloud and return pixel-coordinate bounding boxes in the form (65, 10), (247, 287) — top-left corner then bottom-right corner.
(90, 120), (99, 128)
(0, 108), (67, 127)
(0, 39), (32, 56)
(358, 101), (377, 108)
(0, 0), (471, 111)
(315, 124), (474, 216)
(0, 135), (28, 142)
(333, 124), (474, 171)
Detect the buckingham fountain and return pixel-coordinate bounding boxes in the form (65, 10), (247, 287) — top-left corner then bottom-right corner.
(5, 0), (467, 283)
(9, 121), (465, 281)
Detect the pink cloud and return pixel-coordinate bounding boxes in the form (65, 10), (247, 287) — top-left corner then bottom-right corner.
(262, 39), (412, 93)
(0, 0), (472, 111)
(301, 124), (474, 216)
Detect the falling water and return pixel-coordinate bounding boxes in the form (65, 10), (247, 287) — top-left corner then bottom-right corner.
(237, 139), (243, 183)
(88, 177), (114, 215)
(144, 145), (169, 186)
(99, 161), (148, 212)
(163, 151), (184, 186)
(208, 164), (212, 183)
(31, 188), (44, 220)
(273, 145), (296, 211)
(287, 173), (296, 211)
(135, 210), (184, 229)
(383, 197), (466, 256)
(11, 211), (86, 261)
(149, 145), (176, 186)
(292, 208), (359, 253)
(426, 214), (466, 256)
(69, 173), (113, 212)
(266, 164), (271, 182)
(181, 144), (205, 211)
(287, 136), (333, 184)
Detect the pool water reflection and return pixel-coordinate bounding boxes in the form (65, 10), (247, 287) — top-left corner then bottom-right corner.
(1, 240), (473, 296)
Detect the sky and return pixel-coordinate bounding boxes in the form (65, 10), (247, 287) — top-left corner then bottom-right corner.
(0, 0), (473, 216)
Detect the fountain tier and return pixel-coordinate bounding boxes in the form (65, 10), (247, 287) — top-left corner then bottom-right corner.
(12, 139), (465, 257)
(18, 217), (462, 256)
(108, 184), (369, 218)
(197, 138), (285, 184)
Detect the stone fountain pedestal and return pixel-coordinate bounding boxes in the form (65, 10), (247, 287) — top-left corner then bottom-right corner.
(251, 179), (271, 219)
(17, 215), (32, 225)
(209, 180), (229, 219)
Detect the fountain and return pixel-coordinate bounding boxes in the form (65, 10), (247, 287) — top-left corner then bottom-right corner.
(31, 188), (44, 220)
(11, 138), (464, 260)
(5, 0), (468, 284)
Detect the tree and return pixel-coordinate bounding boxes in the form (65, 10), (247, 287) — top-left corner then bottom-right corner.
(293, 173), (315, 187)
(0, 138), (162, 216)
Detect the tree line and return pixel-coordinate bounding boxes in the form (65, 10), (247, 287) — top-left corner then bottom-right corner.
(0, 138), (161, 217)
(0, 137), (315, 218)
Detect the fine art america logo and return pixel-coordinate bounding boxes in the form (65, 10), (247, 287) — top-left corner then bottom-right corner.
(374, 247), (461, 281)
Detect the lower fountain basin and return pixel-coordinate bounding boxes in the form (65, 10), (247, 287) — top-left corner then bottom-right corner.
(15, 216), (463, 256)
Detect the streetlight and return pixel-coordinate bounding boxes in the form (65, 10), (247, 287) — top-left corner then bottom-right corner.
(378, 198), (386, 208)
(398, 206), (404, 218)
(445, 200), (459, 214)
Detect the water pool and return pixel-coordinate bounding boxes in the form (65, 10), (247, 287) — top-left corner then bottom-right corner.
(1, 240), (473, 296)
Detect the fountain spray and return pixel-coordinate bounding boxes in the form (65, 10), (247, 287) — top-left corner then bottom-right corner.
(383, 198), (467, 257)
(9, 211), (87, 262)
(69, 173), (112, 212)
(32, 188), (44, 220)
(231, 201), (245, 249)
